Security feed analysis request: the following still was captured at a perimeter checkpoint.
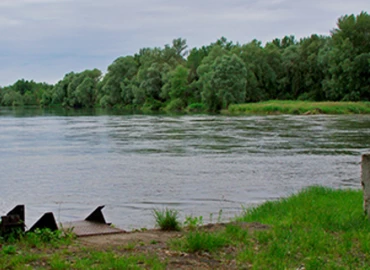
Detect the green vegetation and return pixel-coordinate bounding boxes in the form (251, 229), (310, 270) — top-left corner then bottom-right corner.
(1, 187), (370, 268)
(1, 12), (369, 113)
(228, 100), (370, 115)
(171, 186), (370, 269)
(153, 208), (181, 231)
(172, 230), (230, 253)
(236, 186), (370, 268)
(184, 215), (204, 231)
(0, 228), (164, 269)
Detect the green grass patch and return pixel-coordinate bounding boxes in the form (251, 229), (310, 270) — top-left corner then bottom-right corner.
(170, 186), (370, 268)
(228, 100), (370, 115)
(172, 230), (230, 253)
(0, 230), (166, 269)
(153, 208), (181, 231)
(235, 186), (370, 269)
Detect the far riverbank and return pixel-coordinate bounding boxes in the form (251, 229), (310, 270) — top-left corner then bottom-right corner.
(227, 100), (370, 115)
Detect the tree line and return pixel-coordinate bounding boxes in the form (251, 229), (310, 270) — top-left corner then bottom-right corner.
(1, 12), (369, 112)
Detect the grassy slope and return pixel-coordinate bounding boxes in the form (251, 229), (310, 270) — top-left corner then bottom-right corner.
(237, 186), (370, 269)
(1, 186), (369, 269)
(228, 100), (370, 115)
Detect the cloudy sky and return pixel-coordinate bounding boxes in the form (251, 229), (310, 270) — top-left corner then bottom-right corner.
(0, 0), (368, 86)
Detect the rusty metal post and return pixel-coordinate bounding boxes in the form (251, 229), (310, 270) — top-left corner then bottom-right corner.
(362, 154), (370, 216)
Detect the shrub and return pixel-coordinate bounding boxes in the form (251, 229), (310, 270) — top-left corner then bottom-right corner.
(165, 98), (185, 112)
(186, 103), (205, 112)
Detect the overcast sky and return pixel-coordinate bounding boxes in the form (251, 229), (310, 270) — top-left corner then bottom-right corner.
(0, 0), (368, 86)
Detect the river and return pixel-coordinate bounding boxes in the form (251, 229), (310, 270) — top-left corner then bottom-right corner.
(0, 107), (369, 230)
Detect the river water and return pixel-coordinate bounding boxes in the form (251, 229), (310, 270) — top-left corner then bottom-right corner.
(0, 108), (369, 230)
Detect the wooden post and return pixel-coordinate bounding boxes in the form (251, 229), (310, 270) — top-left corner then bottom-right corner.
(362, 154), (370, 216)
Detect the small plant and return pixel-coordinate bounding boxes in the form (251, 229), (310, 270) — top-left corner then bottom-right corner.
(184, 215), (203, 231)
(153, 208), (181, 231)
(1, 245), (17, 255)
(217, 209), (223, 223)
(24, 228), (74, 248)
(123, 242), (136, 251)
(209, 213), (213, 223)
(32, 228), (61, 242)
(184, 231), (229, 252)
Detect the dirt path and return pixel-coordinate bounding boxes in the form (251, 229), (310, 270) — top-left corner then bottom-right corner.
(76, 222), (269, 269)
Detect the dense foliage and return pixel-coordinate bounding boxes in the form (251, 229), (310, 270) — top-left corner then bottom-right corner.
(1, 12), (369, 112)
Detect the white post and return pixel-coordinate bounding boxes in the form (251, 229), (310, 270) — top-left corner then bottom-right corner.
(362, 154), (370, 216)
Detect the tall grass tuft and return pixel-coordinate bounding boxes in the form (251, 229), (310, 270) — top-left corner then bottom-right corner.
(184, 231), (229, 252)
(153, 208), (181, 231)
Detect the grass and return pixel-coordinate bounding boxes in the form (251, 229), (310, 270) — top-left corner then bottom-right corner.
(0, 229), (165, 269)
(172, 230), (230, 253)
(2, 186), (370, 269)
(228, 100), (370, 115)
(184, 215), (204, 231)
(236, 186), (370, 269)
(170, 186), (370, 269)
(153, 208), (181, 231)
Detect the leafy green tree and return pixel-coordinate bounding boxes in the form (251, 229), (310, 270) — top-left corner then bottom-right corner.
(162, 65), (189, 111)
(296, 35), (330, 101)
(23, 90), (38, 105)
(167, 66), (189, 100)
(12, 79), (33, 95)
(324, 12), (370, 101)
(51, 69), (101, 108)
(2, 90), (23, 106)
(99, 56), (138, 107)
(186, 47), (209, 103)
(75, 77), (95, 107)
(52, 72), (74, 105)
(234, 40), (279, 101)
(202, 54), (247, 111)
(332, 12), (370, 55)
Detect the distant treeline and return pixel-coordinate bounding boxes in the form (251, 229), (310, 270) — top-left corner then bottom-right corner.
(0, 12), (369, 112)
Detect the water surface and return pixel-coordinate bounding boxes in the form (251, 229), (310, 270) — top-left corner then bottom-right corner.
(0, 108), (369, 229)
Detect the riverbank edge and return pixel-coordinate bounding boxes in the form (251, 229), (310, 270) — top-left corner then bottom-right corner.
(2, 100), (370, 116)
(226, 100), (370, 115)
(1, 186), (369, 269)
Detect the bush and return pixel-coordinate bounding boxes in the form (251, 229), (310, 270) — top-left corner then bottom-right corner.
(165, 98), (185, 112)
(186, 103), (205, 112)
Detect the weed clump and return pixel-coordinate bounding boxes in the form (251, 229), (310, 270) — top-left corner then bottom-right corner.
(184, 231), (229, 252)
(153, 208), (181, 231)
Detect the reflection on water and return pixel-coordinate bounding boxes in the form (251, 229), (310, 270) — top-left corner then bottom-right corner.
(0, 107), (369, 229)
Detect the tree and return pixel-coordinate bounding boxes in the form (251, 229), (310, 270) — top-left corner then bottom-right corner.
(51, 69), (101, 108)
(324, 12), (370, 101)
(99, 56), (138, 107)
(332, 12), (370, 55)
(2, 90), (23, 106)
(233, 40), (279, 102)
(202, 54), (247, 111)
(75, 77), (96, 107)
